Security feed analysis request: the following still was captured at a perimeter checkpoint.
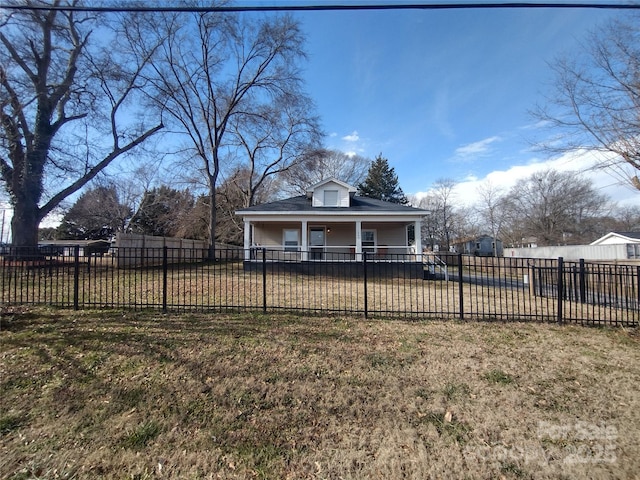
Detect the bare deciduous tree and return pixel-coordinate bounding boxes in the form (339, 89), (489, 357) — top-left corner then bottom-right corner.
(533, 16), (640, 191)
(419, 178), (458, 252)
(0, 1), (164, 248)
(476, 180), (507, 257)
(229, 90), (322, 208)
(141, 11), (313, 257)
(501, 169), (609, 246)
(283, 149), (371, 195)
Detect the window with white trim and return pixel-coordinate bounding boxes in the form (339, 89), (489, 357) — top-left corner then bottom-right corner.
(323, 189), (339, 206)
(283, 229), (300, 251)
(362, 229), (376, 254)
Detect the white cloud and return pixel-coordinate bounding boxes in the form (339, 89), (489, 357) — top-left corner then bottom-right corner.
(518, 119), (551, 131)
(453, 136), (501, 160)
(342, 131), (360, 142)
(414, 149), (639, 208)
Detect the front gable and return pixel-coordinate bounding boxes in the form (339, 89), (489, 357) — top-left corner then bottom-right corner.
(306, 178), (356, 208)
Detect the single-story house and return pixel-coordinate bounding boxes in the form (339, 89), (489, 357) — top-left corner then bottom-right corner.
(37, 239), (112, 257)
(235, 178), (428, 263)
(451, 235), (503, 257)
(590, 231), (640, 259)
(590, 231), (640, 246)
(505, 231), (640, 260)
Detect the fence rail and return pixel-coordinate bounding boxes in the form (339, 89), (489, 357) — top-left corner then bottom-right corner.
(1, 247), (638, 326)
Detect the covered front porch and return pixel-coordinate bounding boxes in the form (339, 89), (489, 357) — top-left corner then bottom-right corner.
(243, 219), (423, 263)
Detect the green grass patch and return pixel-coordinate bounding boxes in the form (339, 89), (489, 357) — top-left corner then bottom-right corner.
(120, 420), (162, 450)
(0, 414), (25, 436)
(443, 382), (471, 401)
(421, 411), (472, 444)
(483, 368), (516, 385)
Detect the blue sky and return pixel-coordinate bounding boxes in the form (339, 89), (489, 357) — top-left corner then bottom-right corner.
(2, 2), (637, 241)
(290, 3), (638, 206)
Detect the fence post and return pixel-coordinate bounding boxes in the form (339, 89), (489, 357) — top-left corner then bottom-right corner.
(262, 247), (267, 313)
(363, 251), (368, 319)
(528, 261), (536, 297)
(458, 253), (464, 320)
(73, 245), (80, 310)
(636, 266), (640, 313)
(162, 246), (168, 313)
(557, 257), (564, 324)
(579, 259), (586, 304)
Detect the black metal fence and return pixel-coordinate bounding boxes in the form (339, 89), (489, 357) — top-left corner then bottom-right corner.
(1, 247), (638, 326)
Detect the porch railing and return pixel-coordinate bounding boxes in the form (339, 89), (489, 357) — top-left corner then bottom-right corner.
(249, 244), (417, 261)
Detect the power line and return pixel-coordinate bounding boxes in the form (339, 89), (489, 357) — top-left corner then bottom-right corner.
(1, 2), (639, 13)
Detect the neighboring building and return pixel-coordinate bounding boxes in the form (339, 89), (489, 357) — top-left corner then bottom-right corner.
(451, 235), (503, 257)
(520, 237), (538, 248)
(504, 231), (640, 261)
(590, 231), (640, 260)
(590, 231), (640, 246)
(235, 178), (427, 262)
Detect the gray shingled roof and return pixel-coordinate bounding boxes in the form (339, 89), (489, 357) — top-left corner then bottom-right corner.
(613, 231), (640, 240)
(237, 195), (428, 214)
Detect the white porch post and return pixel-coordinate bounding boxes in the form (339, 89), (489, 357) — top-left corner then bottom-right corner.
(301, 220), (308, 261)
(414, 220), (422, 260)
(243, 220), (251, 261)
(355, 220), (362, 261)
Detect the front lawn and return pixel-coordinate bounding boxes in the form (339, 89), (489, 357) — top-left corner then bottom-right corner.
(1, 307), (638, 479)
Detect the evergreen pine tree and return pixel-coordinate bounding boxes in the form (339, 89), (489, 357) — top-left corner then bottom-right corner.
(357, 154), (408, 204)
(57, 186), (132, 240)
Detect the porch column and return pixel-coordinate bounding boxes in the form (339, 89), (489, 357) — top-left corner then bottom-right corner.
(414, 220), (422, 260)
(355, 220), (362, 261)
(243, 220), (251, 261)
(301, 220), (308, 261)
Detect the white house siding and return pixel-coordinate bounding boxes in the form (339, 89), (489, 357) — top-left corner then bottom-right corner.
(322, 223), (354, 253)
(504, 244), (636, 261)
(311, 181), (350, 207)
(253, 222), (301, 247)
(366, 224), (410, 254)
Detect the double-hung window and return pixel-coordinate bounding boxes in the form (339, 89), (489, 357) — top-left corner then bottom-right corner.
(283, 229), (300, 252)
(362, 229), (376, 254)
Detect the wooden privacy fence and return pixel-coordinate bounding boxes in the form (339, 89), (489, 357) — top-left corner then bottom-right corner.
(1, 248), (638, 327)
(114, 233), (207, 268)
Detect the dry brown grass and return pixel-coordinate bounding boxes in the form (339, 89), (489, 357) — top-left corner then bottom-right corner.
(1, 307), (638, 479)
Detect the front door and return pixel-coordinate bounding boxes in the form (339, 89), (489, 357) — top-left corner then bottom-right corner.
(309, 227), (325, 260)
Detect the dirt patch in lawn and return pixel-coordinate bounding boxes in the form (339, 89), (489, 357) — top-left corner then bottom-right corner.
(1, 306), (638, 479)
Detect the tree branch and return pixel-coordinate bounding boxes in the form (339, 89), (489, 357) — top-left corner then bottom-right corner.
(39, 122), (163, 219)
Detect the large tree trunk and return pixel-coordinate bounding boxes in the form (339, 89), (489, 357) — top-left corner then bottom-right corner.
(10, 199), (40, 250)
(1, 5), (163, 252)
